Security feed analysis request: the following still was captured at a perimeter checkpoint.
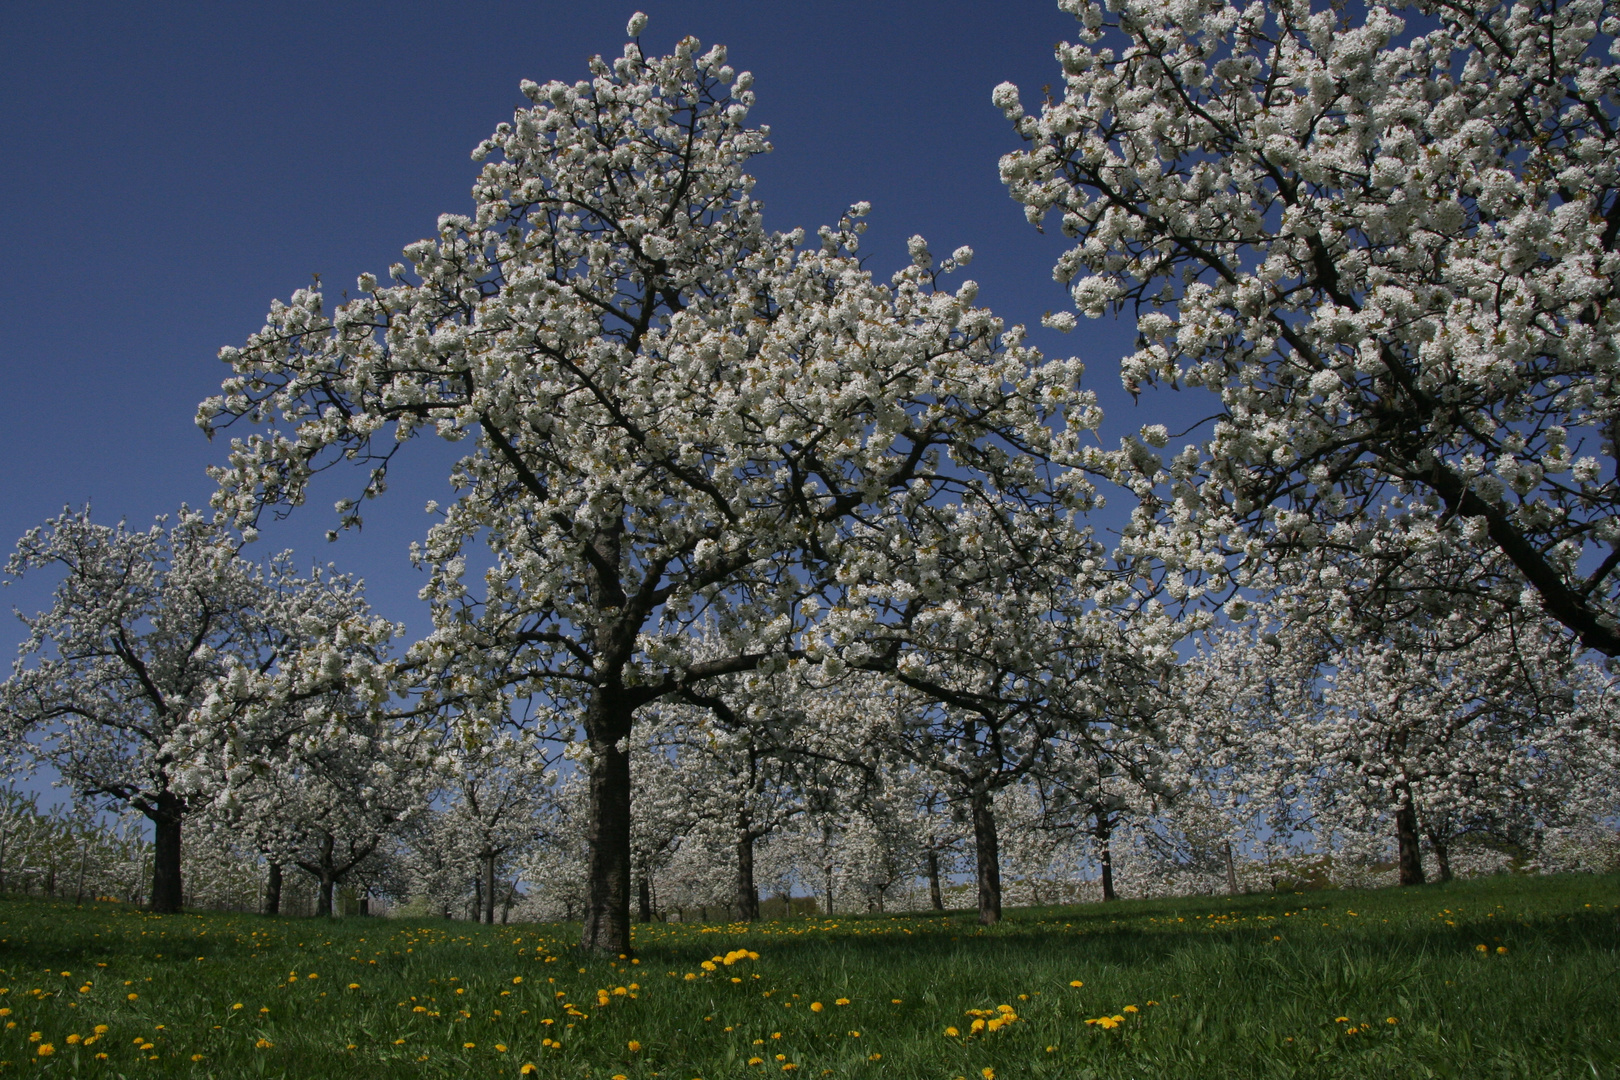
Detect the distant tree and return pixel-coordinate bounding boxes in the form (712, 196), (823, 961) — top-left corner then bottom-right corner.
(0, 507), (383, 913)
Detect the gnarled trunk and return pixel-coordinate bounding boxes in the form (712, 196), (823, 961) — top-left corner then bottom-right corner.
(581, 703), (634, 953)
(1427, 828), (1453, 883)
(264, 862), (283, 915)
(927, 849), (944, 911)
(637, 873), (653, 923)
(482, 852), (497, 925)
(970, 787), (1001, 926)
(315, 832), (337, 917)
(736, 811), (759, 922)
(1095, 814), (1116, 902)
(1395, 800), (1425, 886)
(149, 793), (184, 914)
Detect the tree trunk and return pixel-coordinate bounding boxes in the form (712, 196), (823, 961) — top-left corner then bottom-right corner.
(482, 852), (497, 925)
(316, 833), (337, 917)
(1224, 839), (1239, 896)
(264, 863), (283, 915)
(1095, 814), (1116, 902)
(74, 842), (89, 906)
(637, 873), (653, 923)
(970, 787), (1002, 926)
(1395, 801), (1426, 886)
(1428, 830), (1453, 883)
(736, 819), (759, 922)
(359, 891), (371, 916)
(149, 796), (184, 915)
(823, 861), (834, 915)
(927, 849), (944, 911)
(580, 714), (634, 954)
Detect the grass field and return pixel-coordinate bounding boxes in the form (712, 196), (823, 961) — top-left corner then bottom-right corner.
(0, 874), (1612, 1079)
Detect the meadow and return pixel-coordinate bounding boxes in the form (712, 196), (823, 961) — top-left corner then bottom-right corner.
(0, 874), (1612, 1079)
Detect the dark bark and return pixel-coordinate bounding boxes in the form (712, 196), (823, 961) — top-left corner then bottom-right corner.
(149, 794), (184, 914)
(316, 833), (336, 917)
(927, 849), (944, 911)
(581, 708), (634, 954)
(1429, 830), (1454, 883)
(359, 892), (371, 916)
(482, 852), (497, 925)
(637, 873), (653, 923)
(736, 812), (759, 922)
(1395, 801), (1426, 886)
(1224, 839), (1239, 896)
(970, 787), (1002, 926)
(264, 862), (283, 915)
(1095, 814), (1116, 902)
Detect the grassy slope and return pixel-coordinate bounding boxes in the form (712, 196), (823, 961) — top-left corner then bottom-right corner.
(0, 873), (1612, 1079)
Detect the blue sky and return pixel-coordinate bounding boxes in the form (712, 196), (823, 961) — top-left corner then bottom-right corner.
(0, 0), (1185, 653)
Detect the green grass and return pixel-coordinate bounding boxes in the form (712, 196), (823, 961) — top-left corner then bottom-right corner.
(0, 874), (1613, 1078)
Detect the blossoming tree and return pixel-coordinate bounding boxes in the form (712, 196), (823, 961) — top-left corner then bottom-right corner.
(0, 507), (385, 913)
(998, 0), (1620, 651)
(200, 18), (1097, 951)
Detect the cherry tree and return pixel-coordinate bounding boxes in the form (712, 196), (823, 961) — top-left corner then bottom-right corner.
(436, 731), (557, 923)
(202, 18), (1098, 951)
(999, 0), (1620, 652)
(0, 507), (383, 913)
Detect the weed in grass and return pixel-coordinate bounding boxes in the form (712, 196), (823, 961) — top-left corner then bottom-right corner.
(0, 873), (1609, 1077)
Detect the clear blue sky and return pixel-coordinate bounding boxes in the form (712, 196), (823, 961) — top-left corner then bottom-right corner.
(0, 0), (1187, 651)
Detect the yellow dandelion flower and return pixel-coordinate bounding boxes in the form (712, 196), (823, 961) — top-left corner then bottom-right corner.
(983, 1069), (996, 1080)
(37, 1043), (55, 1057)
(66, 1034), (82, 1045)
(1496, 946), (1508, 955)
(463, 1042), (476, 1049)
(835, 998), (849, 1006)
(1335, 1016), (1350, 1023)
(191, 1054), (205, 1062)
(126, 993), (138, 1001)
(27, 1032), (40, 1042)
(810, 1002), (823, 1012)
(255, 1039), (273, 1049)
(1386, 1017), (1398, 1025)
(944, 1026), (960, 1037)
(749, 1057), (765, 1066)
(628, 1040), (642, 1051)
(1476, 944), (1488, 952)
(513, 977), (523, 985)
(1069, 980), (1083, 987)
(1123, 1005), (1139, 1013)
(348, 983), (360, 990)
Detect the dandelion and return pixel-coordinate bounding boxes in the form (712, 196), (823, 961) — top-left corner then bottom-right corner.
(37, 1044), (54, 1057)
(1496, 946), (1508, 955)
(191, 1054), (205, 1061)
(1335, 1016), (1349, 1023)
(810, 1002), (824, 1012)
(945, 1026), (960, 1037)
(749, 1057), (765, 1066)
(1386, 1017), (1398, 1025)
(1123, 1005), (1139, 1013)
(127, 992), (138, 1000)
(521, 1066), (538, 1075)
(496, 1044), (508, 1052)
(835, 998), (850, 1006)
(255, 1039), (273, 1049)
(983, 1069), (996, 1080)
(464, 1042), (476, 1049)
(27, 1032), (40, 1042)
(1069, 980), (1083, 987)
(1476, 944), (1488, 952)
(891, 999), (902, 1004)
(513, 977), (523, 985)
(66, 1034), (81, 1045)
(348, 983), (360, 990)
(628, 1040), (642, 1051)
